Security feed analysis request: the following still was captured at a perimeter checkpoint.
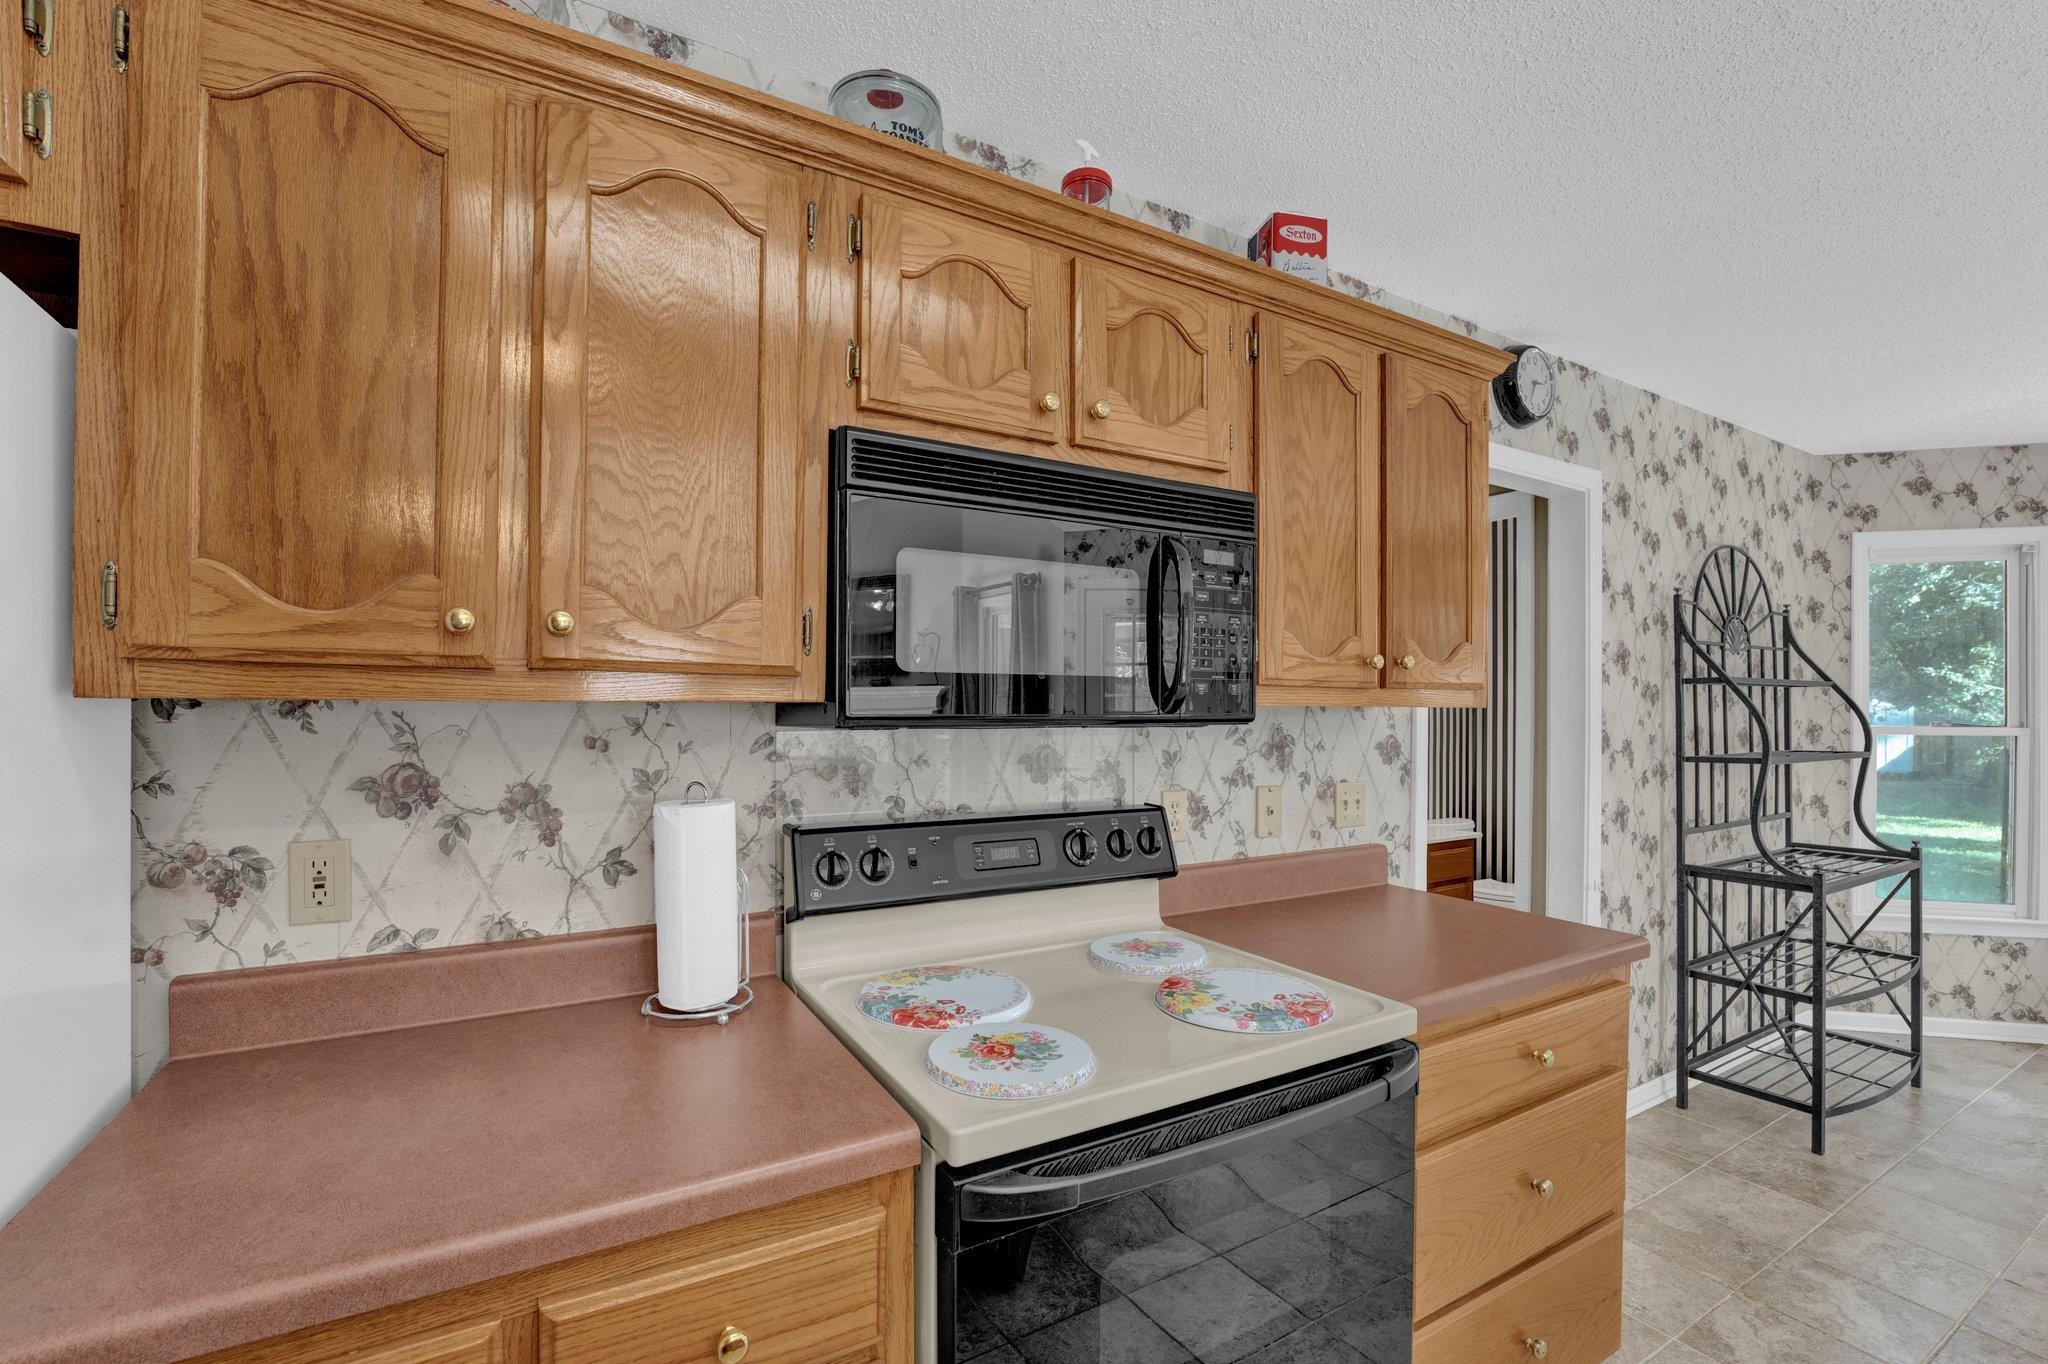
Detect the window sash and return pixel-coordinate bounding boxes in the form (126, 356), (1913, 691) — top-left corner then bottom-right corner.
(1852, 529), (2043, 925)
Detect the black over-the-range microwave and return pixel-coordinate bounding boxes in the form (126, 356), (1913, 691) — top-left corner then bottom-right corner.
(776, 428), (1257, 729)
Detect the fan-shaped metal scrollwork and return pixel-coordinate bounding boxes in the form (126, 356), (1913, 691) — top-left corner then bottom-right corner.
(1687, 545), (1777, 657)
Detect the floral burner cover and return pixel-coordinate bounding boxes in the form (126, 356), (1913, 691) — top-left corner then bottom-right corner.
(1086, 932), (1209, 977)
(1153, 967), (1337, 1033)
(923, 1024), (1098, 1100)
(856, 964), (1033, 1031)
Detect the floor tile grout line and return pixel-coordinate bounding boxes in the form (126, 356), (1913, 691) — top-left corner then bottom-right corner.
(1633, 1063), (2020, 1363)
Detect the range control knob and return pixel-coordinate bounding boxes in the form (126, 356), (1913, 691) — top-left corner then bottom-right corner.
(1135, 824), (1163, 857)
(1063, 828), (1098, 867)
(815, 849), (852, 888)
(1105, 827), (1132, 860)
(857, 847), (894, 883)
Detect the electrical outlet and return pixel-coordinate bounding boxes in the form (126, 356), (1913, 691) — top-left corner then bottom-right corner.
(1334, 780), (1367, 829)
(289, 839), (351, 926)
(1161, 789), (1193, 846)
(1255, 785), (1281, 839)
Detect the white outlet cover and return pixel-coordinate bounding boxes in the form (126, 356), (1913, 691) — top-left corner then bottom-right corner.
(288, 838), (351, 927)
(1161, 789), (1193, 845)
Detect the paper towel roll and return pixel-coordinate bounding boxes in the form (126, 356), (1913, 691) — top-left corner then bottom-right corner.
(653, 798), (741, 1012)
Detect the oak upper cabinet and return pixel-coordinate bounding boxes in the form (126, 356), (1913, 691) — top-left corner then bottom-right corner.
(532, 101), (806, 674)
(1384, 354), (1487, 692)
(1071, 259), (1248, 483)
(856, 190), (1068, 444)
(1254, 313), (1386, 700)
(119, 4), (505, 667)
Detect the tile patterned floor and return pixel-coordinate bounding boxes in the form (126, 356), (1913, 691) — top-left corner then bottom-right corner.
(1614, 1038), (2048, 1362)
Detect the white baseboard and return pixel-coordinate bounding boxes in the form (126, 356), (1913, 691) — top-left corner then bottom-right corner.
(1628, 1072), (1678, 1116)
(1826, 1012), (2048, 1045)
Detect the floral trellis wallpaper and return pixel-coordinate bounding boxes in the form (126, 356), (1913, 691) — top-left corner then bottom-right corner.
(123, 2), (2043, 1091)
(1814, 445), (2048, 1025)
(130, 703), (1409, 1082)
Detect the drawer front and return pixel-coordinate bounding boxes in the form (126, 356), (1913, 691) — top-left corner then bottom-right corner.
(337, 1317), (523, 1364)
(1417, 984), (1627, 1145)
(1413, 1072), (1625, 1318)
(539, 1207), (887, 1364)
(1414, 1218), (1622, 1364)
(1426, 839), (1475, 885)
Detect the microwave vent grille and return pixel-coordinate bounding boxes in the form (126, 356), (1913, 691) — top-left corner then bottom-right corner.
(847, 437), (1255, 538)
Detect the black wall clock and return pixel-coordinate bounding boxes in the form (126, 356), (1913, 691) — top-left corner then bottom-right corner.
(1492, 345), (1556, 428)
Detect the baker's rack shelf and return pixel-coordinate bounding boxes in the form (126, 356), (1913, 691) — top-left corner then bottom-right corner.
(1673, 545), (1923, 1154)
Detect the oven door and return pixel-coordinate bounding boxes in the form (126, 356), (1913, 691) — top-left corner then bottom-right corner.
(840, 488), (1190, 724)
(935, 1044), (1418, 1363)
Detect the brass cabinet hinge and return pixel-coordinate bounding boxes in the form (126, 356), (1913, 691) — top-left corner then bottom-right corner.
(109, 2), (127, 71)
(846, 213), (862, 259)
(98, 560), (117, 628)
(1228, 423), (1235, 452)
(22, 0), (51, 57)
(22, 88), (50, 159)
(845, 341), (861, 385)
(802, 605), (814, 655)
(1246, 330), (1260, 362)
(804, 199), (816, 251)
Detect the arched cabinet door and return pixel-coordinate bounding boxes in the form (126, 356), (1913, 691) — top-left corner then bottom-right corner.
(1254, 313), (1385, 698)
(120, 5), (505, 666)
(531, 101), (807, 675)
(1384, 353), (1488, 692)
(856, 190), (1068, 444)
(1071, 259), (1244, 480)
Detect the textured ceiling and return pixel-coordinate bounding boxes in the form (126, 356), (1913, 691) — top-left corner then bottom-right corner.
(617, 0), (2048, 456)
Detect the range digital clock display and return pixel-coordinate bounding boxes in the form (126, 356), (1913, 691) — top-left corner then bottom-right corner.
(971, 838), (1040, 870)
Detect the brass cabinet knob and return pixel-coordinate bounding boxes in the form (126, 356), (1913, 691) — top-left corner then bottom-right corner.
(716, 1325), (749, 1363)
(1370, 653), (1386, 670)
(1531, 1177), (1555, 1199)
(545, 609), (575, 637)
(1526, 1339), (1548, 1360)
(1532, 1047), (1557, 1068)
(1399, 654), (1418, 670)
(442, 607), (476, 634)
(1039, 392), (1061, 412)
(1090, 399), (1112, 420)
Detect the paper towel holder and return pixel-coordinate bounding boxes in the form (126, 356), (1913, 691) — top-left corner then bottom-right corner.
(641, 783), (755, 1026)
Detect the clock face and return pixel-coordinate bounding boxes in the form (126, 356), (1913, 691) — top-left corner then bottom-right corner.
(1494, 345), (1556, 427)
(1516, 347), (1555, 418)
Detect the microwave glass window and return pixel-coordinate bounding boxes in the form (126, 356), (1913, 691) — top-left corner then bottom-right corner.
(848, 495), (1163, 719)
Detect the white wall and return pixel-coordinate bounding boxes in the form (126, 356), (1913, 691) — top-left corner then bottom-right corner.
(0, 279), (130, 1223)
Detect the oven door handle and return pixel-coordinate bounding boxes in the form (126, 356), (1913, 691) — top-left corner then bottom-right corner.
(1145, 535), (1192, 715)
(955, 1046), (1419, 1224)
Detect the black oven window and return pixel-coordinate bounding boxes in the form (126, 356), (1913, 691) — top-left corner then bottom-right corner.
(949, 1098), (1415, 1362)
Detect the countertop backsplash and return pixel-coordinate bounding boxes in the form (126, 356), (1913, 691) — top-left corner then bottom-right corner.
(129, 701), (1412, 1083)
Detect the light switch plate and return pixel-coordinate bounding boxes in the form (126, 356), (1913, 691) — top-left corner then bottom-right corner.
(289, 838), (351, 926)
(1334, 780), (1367, 829)
(1255, 785), (1281, 839)
(1161, 789), (1193, 846)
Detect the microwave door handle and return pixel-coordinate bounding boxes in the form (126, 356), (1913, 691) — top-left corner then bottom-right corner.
(956, 1047), (1419, 1224)
(1147, 536), (1192, 715)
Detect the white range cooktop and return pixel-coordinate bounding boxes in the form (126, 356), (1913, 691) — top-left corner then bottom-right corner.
(782, 879), (1417, 1166)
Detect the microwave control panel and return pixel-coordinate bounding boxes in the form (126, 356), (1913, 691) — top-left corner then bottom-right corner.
(1184, 538), (1255, 718)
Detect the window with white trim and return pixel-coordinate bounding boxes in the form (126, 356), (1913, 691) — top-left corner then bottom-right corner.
(1852, 528), (2044, 931)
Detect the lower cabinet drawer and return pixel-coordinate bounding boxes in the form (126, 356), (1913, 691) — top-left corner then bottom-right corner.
(1413, 1071), (1625, 1318)
(1417, 983), (1628, 1145)
(1414, 1217), (1622, 1364)
(538, 1206), (888, 1364)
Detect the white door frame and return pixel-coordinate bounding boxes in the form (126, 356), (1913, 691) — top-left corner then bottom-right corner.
(1409, 444), (1603, 926)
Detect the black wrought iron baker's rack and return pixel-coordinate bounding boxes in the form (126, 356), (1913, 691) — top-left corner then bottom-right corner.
(1674, 545), (1923, 1154)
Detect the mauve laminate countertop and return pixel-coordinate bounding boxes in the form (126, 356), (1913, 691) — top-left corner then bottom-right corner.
(1162, 847), (1651, 1026)
(0, 927), (918, 1364)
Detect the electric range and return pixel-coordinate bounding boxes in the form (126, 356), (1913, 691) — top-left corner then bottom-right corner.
(781, 805), (1420, 1364)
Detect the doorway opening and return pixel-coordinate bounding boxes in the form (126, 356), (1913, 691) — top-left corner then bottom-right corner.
(1410, 445), (1602, 924)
